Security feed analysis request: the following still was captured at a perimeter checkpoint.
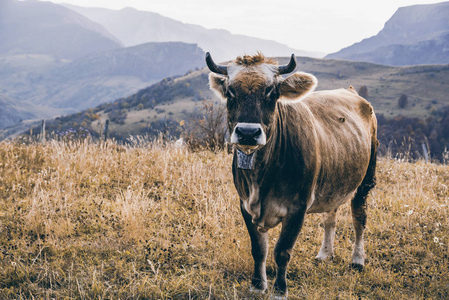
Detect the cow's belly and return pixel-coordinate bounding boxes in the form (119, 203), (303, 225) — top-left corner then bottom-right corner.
(306, 160), (366, 214)
(306, 189), (357, 214)
(306, 140), (370, 214)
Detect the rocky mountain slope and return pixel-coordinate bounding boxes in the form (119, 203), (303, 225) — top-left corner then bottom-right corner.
(326, 2), (449, 65)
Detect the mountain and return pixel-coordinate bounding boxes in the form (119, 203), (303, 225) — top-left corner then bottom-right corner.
(1, 0), (320, 131)
(326, 2), (449, 65)
(28, 42), (205, 110)
(0, 1), (207, 130)
(0, 0), (122, 60)
(0, 42), (205, 119)
(63, 4), (323, 62)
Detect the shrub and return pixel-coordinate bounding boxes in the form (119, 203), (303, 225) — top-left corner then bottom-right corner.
(398, 94), (408, 108)
(184, 100), (228, 151)
(358, 85), (368, 99)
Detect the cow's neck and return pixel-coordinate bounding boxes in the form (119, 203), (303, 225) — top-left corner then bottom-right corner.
(233, 103), (289, 189)
(233, 100), (317, 199)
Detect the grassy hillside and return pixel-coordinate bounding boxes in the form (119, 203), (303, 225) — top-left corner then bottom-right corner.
(22, 56), (449, 159)
(291, 57), (449, 118)
(0, 139), (448, 299)
(80, 57), (449, 127)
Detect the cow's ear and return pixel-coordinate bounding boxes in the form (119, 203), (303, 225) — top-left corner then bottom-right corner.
(209, 73), (228, 100)
(279, 72), (317, 100)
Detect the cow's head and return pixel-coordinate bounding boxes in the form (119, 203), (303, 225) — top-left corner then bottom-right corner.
(206, 52), (317, 154)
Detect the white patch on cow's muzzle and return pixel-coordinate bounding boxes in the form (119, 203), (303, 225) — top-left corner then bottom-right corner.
(231, 123), (266, 155)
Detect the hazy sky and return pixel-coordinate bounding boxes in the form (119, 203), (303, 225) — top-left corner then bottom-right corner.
(43, 0), (443, 53)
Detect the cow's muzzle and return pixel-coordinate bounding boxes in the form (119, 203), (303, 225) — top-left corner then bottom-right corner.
(231, 123), (266, 154)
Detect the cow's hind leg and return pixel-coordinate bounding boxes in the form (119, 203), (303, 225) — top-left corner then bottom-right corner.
(240, 201), (268, 293)
(316, 210), (337, 261)
(351, 191), (367, 268)
(351, 141), (377, 268)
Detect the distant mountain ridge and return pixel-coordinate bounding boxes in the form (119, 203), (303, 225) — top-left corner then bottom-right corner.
(0, 0), (122, 60)
(63, 4), (323, 62)
(326, 2), (449, 65)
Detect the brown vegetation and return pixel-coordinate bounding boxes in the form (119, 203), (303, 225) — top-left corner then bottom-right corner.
(0, 139), (448, 299)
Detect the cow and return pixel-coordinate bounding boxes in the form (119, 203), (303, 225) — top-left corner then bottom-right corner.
(206, 52), (378, 298)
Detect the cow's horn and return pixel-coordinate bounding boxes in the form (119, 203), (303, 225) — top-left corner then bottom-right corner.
(205, 52), (228, 75)
(278, 54), (297, 74)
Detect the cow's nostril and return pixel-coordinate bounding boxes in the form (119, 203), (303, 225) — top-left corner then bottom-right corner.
(235, 127), (243, 137)
(236, 126), (260, 138)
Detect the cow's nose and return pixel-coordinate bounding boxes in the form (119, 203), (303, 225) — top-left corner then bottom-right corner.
(235, 124), (262, 145)
(230, 123), (266, 147)
(235, 126), (261, 139)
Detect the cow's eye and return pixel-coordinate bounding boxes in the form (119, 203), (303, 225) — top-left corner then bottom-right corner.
(265, 86), (278, 101)
(226, 87), (236, 100)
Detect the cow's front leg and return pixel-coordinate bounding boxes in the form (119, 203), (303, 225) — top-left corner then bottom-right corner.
(273, 208), (307, 298)
(240, 201), (268, 292)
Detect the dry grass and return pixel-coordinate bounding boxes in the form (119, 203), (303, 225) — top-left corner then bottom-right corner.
(0, 139), (447, 299)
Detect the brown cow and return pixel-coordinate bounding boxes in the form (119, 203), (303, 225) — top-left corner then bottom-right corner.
(206, 52), (378, 298)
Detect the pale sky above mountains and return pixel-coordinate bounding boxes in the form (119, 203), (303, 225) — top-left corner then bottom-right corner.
(42, 0), (443, 53)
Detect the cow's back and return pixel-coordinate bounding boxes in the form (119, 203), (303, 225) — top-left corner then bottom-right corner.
(291, 88), (376, 213)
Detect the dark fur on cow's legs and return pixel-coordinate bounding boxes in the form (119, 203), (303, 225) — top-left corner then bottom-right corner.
(240, 201), (268, 292)
(273, 207), (307, 297)
(351, 140), (378, 268)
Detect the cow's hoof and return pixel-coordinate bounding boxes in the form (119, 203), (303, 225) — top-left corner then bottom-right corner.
(270, 293), (288, 300)
(313, 255), (332, 266)
(271, 287), (287, 300)
(249, 286), (266, 294)
(350, 263), (364, 272)
(315, 245), (334, 261)
(352, 249), (365, 267)
(315, 253), (333, 261)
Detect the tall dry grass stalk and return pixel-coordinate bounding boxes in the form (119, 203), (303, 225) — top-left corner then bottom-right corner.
(0, 139), (447, 299)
